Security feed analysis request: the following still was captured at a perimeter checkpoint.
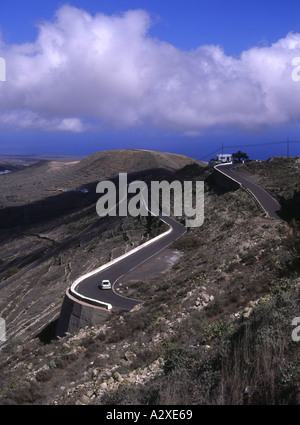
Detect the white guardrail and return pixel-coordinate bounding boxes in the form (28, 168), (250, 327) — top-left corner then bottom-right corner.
(214, 162), (271, 217)
(69, 204), (173, 310)
(214, 162), (242, 188)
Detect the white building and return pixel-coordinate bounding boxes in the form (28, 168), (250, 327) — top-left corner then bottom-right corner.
(216, 154), (232, 163)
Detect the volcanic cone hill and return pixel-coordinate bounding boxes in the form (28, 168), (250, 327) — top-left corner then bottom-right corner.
(0, 149), (205, 208)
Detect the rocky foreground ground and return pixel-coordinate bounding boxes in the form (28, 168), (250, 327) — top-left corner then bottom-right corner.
(0, 155), (300, 405)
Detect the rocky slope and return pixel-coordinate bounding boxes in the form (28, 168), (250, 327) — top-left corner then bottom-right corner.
(0, 149), (204, 208)
(0, 150), (201, 343)
(0, 155), (299, 405)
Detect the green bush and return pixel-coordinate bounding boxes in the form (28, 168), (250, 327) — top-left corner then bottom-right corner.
(36, 369), (54, 382)
(163, 346), (193, 374)
(204, 300), (224, 317)
(4, 266), (19, 279)
(172, 234), (202, 251)
(3, 381), (46, 404)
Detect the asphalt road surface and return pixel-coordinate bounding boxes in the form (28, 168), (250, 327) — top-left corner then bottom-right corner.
(215, 163), (281, 219)
(76, 214), (186, 310)
(75, 164), (280, 311)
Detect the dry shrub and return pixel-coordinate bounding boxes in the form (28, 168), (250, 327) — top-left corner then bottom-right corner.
(219, 291), (300, 405)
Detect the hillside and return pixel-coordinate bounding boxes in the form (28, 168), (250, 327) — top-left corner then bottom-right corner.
(234, 157), (300, 202)
(0, 149), (204, 209)
(0, 149), (203, 345)
(0, 155), (299, 405)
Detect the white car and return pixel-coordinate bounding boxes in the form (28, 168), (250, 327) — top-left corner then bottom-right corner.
(99, 279), (111, 290)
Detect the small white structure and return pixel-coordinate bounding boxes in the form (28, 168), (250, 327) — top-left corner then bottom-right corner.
(217, 154), (232, 163)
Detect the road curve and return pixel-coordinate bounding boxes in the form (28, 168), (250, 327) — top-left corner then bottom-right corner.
(72, 163), (280, 311)
(215, 163), (281, 219)
(75, 213), (186, 311)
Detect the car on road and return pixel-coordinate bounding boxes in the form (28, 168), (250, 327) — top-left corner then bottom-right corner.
(99, 279), (111, 290)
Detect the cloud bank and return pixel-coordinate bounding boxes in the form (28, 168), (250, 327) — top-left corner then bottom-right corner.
(1, 5), (300, 134)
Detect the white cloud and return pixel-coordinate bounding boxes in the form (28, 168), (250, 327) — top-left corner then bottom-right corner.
(1, 5), (300, 134)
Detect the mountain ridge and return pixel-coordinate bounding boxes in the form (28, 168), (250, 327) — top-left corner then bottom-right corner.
(0, 149), (205, 208)
(1, 154), (299, 405)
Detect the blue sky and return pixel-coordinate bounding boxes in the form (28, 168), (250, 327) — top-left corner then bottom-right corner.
(1, 0), (300, 160)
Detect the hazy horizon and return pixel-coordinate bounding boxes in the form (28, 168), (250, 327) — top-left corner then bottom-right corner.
(1, 1), (300, 160)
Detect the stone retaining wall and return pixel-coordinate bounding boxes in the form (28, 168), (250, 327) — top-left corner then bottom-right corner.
(55, 289), (110, 338)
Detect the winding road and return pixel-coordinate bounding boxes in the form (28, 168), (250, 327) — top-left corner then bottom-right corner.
(215, 163), (281, 219)
(71, 163), (281, 311)
(71, 182), (187, 311)
(75, 214), (186, 311)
